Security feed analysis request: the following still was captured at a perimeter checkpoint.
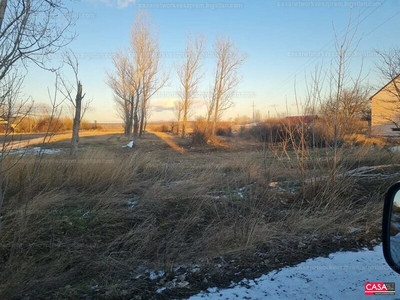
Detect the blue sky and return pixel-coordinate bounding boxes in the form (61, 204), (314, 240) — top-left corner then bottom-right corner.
(25, 0), (400, 122)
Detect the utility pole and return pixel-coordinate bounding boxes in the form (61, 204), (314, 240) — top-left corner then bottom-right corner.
(270, 104), (279, 118)
(251, 101), (256, 123)
(285, 95), (289, 116)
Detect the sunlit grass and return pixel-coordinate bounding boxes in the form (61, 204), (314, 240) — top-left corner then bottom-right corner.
(0, 131), (396, 298)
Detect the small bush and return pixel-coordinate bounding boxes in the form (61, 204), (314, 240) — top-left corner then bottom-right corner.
(192, 129), (209, 145)
(152, 124), (170, 133)
(192, 117), (210, 145)
(215, 122), (233, 137)
(80, 120), (92, 130)
(216, 127), (232, 137)
(239, 118), (346, 148)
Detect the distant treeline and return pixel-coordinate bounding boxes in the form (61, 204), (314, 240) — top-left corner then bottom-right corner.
(5, 117), (98, 133)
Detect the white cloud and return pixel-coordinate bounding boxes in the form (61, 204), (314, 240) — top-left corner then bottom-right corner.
(91, 0), (136, 8)
(151, 98), (177, 112)
(117, 0), (136, 8)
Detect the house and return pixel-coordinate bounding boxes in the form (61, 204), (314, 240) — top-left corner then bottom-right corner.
(371, 75), (400, 136)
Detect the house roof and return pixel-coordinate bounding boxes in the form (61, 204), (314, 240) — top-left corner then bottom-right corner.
(369, 73), (400, 100)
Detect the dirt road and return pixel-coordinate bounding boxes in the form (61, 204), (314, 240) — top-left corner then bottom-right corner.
(3, 131), (122, 150)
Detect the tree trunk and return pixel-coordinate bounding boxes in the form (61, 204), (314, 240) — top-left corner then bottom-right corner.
(211, 96), (220, 136)
(133, 111), (139, 140)
(139, 86), (148, 138)
(133, 88), (141, 140)
(144, 115), (148, 133)
(71, 81), (83, 155)
(0, 0), (7, 31)
(139, 105), (145, 137)
(128, 95), (134, 140)
(182, 97), (188, 137)
(0, 163), (3, 233)
(124, 101), (131, 137)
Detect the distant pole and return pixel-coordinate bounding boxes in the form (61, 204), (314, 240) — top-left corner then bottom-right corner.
(270, 104), (279, 118)
(285, 95), (289, 116)
(252, 101), (256, 123)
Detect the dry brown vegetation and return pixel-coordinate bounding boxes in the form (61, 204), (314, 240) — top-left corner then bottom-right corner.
(11, 117), (98, 133)
(0, 130), (397, 299)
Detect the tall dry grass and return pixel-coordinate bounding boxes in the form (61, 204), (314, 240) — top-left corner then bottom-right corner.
(0, 138), (393, 298)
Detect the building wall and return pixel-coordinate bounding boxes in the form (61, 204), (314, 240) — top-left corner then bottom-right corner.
(371, 79), (400, 136)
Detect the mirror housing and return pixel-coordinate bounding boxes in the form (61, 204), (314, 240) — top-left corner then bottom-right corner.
(382, 181), (400, 274)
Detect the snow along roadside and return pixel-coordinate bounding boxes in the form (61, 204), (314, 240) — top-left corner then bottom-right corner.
(188, 244), (400, 300)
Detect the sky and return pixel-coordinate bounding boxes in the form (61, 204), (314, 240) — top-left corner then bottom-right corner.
(24, 0), (400, 123)
(187, 244), (400, 300)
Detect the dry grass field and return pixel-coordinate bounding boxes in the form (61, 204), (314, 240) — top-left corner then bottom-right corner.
(0, 128), (399, 299)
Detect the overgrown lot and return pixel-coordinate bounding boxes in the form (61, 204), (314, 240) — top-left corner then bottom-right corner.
(0, 132), (398, 299)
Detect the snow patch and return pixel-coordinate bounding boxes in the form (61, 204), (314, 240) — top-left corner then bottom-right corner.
(156, 287), (166, 294)
(188, 244), (399, 300)
(8, 147), (62, 155)
(191, 265), (201, 273)
(149, 270), (165, 280)
(348, 227), (362, 234)
(390, 146), (400, 153)
(126, 199), (138, 208)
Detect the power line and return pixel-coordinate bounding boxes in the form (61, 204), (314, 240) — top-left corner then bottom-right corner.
(268, 0), (385, 99)
(266, 0), (386, 101)
(362, 9), (400, 39)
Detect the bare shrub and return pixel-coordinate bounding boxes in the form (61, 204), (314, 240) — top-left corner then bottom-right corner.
(192, 129), (209, 145)
(216, 124), (233, 137)
(240, 119), (334, 148)
(192, 117), (210, 145)
(152, 124), (170, 132)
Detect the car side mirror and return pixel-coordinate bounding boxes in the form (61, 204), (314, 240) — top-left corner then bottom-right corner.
(382, 182), (400, 274)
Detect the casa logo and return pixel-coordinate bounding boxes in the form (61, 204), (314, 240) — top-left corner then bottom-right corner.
(364, 282), (395, 295)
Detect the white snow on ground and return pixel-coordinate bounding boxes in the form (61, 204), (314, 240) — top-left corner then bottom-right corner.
(188, 244), (400, 300)
(0, 147), (63, 156)
(10, 147), (62, 155)
(390, 146), (400, 154)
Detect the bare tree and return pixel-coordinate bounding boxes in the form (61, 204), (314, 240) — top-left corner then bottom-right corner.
(106, 50), (135, 138)
(320, 84), (370, 134)
(374, 48), (400, 129)
(173, 100), (184, 135)
(299, 17), (366, 178)
(107, 11), (167, 141)
(58, 52), (91, 155)
(0, 0), (75, 81)
(143, 100), (152, 133)
(176, 34), (205, 137)
(0, 0), (75, 141)
(324, 19), (368, 148)
(0, 0), (75, 230)
(131, 11), (168, 138)
(114, 95), (130, 136)
(207, 36), (247, 136)
(0, 73), (31, 223)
